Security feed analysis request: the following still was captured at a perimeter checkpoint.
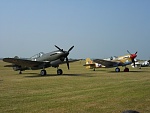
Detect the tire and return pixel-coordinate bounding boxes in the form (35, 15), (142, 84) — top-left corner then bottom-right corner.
(115, 68), (120, 72)
(57, 69), (63, 75)
(124, 68), (129, 72)
(40, 70), (47, 76)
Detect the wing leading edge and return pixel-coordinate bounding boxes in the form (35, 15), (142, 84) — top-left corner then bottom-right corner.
(3, 58), (44, 67)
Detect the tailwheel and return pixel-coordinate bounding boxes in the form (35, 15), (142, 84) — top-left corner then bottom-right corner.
(124, 67), (129, 72)
(19, 71), (22, 74)
(57, 69), (63, 75)
(40, 70), (47, 76)
(115, 67), (120, 72)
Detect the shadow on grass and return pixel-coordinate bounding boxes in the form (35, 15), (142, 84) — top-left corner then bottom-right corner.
(85, 69), (149, 73)
(21, 73), (98, 78)
(107, 70), (148, 73)
(23, 73), (95, 78)
(91, 69), (108, 72)
(18, 70), (149, 78)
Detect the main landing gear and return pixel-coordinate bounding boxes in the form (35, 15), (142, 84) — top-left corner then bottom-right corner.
(40, 68), (63, 76)
(40, 69), (47, 76)
(115, 67), (129, 72)
(57, 69), (63, 75)
(124, 67), (129, 72)
(115, 67), (120, 72)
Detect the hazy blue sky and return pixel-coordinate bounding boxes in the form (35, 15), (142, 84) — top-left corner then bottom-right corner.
(0, 0), (150, 59)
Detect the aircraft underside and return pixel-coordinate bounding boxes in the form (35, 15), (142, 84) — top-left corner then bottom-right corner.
(18, 68), (64, 76)
(13, 64), (64, 75)
(40, 68), (63, 76)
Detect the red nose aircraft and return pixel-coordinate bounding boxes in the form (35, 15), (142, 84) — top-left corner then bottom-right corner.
(84, 50), (137, 72)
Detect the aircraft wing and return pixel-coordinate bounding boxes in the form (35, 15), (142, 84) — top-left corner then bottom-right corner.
(83, 64), (95, 66)
(3, 58), (45, 67)
(93, 59), (118, 67)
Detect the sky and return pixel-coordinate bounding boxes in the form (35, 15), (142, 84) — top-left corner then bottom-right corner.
(0, 0), (150, 60)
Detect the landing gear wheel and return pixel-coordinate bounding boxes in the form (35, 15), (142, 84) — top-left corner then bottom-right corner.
(115, 68), (120, 72)
(40, 70), (47, 76)
(57, 69), (63, 75)
(124, 67), (129, 72)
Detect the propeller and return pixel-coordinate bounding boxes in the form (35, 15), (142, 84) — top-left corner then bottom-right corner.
(127, 50), (137, 67)
(68, 46), (74, 52)
(66, 46), (74, 70)
(127, 50), (131, 55)
(132, 58), (136, 67)
(55, 45), (74, 70)
(55, 45), (64, 52)
(66, 57), (69, 69)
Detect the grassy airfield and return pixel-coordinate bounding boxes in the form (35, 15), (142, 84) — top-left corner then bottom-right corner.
(0, 60), (150, 113)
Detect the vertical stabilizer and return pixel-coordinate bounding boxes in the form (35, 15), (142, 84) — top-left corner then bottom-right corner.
(85, 58), (95, 69)
(86, 58), (93, 64)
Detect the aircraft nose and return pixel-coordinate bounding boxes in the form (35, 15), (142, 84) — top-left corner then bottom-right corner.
(130, 54), (137, 59)
(66, 52), (69, 56)
(62, 51), (69, 57)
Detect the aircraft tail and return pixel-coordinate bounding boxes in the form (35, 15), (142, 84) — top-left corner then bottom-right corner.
(86, 58), (94, 64)
(83, 58), (95, 69)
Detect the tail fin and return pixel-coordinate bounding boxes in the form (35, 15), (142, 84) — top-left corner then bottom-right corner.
(83, 58), (95, 69)
(85, 58), (93, 64)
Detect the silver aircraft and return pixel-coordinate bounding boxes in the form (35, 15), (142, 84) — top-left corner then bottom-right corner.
(3, 45), (76, 76)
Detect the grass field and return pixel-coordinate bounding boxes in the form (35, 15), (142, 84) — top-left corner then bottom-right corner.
(0, 60), (150, 113)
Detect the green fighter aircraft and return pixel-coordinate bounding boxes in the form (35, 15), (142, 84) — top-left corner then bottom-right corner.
(3, 45), (76, 76)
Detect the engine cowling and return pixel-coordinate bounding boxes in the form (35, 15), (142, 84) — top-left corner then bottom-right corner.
(50, 59), (63, 67)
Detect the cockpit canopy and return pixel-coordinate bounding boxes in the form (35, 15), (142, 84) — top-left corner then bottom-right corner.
(30, 52), (44, 61)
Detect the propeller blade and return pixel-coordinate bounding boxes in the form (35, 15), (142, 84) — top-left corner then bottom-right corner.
(135, 51), (137, 54)
(66, 57), (69, 70)
(55, 45), (63, 52)
(132, 59), (135, 67)
(133, 60), (135, 67)
(127, 50), (131, 54)
(68, 46), (74, 52)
